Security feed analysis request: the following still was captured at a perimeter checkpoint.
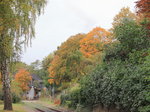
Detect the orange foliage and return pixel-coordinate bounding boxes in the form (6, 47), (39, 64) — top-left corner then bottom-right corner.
(54, 99), (61, 105)
(47, 34), (86, 84)
(15, 69), (32, 91)
(80, 27), (111, 58)
(48, 79), (54, 84)
(48, 55), (60, 85)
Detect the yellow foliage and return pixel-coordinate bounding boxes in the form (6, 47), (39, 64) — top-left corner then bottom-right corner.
(112, 7), (137, 28)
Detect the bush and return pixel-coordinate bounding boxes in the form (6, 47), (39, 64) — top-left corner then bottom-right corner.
(82, 61), (149, 112)
(61, 86), (81, 108)
(138, 55), (150, 112)
(62, 59), (150, 112)
(12, 93), (21, 103)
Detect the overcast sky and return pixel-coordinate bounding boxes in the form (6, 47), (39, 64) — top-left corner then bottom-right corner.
(22, 0), (137, 64)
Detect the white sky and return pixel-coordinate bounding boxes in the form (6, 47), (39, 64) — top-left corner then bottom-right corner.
(22, 0), (137, 64)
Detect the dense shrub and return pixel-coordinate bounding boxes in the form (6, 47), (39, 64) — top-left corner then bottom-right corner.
(12, 93), (21, 103)
(61, 55), (150, 111)
(11, 81), (23, 103)
(61, 86), (81, 108)
(62, 60), (149, 112)
(61, 50), (150, 112)
(138, 55), (150, 112)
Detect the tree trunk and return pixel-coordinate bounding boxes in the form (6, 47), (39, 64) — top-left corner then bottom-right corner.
(0, 59), (13, 110)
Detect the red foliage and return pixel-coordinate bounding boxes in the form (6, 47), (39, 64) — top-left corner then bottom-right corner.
(136, 0), (150, 18)
(136, 0), (150, 29)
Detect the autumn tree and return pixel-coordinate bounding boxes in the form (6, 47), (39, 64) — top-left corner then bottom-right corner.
(10, 61), (28, 75)
(80, 27), (110, 58)
(42, 53), (54, 71)
(113, 19), (150, 60)
(48, 34), (85, 86)
(48, 30), (111, 88)
(136, 0), (150, 18)
(0, 0), (46, 110)
(136, 0), (150, 30)
(48, 28), (111, 87)
(48, 55), (61, 85)
(30, 60), (42, 71)
(15, 69), (32, 92)
(112, 7), (137, 29)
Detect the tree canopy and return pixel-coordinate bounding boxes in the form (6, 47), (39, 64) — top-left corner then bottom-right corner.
(0, 0), (47, 110)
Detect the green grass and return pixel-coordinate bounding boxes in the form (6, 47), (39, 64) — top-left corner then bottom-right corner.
(0, 102), (26, 112)
(39, 97), (53, 105)
(0, 100), (3, 105)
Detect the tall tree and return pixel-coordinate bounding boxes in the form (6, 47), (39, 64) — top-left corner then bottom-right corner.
(30, 60), (42, 71)
(0, 0), (47, 110)
(80, 27), (110, 58)
(114, 19), (150, 60)
(48, 30), (111, 87)
(10, 61), (28, 75)
(136, 0), (150, 18)
(112, 7), (137, 29)
(42, 53), (54, 70)
(48, 34), (85, 85)
(136, 0), (150, 29)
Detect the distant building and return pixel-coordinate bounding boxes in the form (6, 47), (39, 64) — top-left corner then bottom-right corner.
(26, 74), (43, 100)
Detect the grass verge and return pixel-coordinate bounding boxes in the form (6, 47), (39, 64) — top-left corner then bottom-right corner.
(0, 102), (26, 112)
